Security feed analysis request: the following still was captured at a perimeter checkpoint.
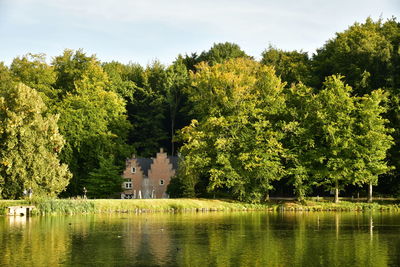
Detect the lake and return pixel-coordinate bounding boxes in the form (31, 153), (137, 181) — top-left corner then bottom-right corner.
(1, 212), (400, 266)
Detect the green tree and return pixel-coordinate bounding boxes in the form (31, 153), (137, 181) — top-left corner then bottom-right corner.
(0, 83), (71, 199)
(198, 42), (251, 65)
(165, 56), (191, 155)
(312, 18), (400, 196)
(104, 59), (186, 157)
(175, 123), (210, 197)
(0, 63), (14, 88)
(52, 50), (131, 196)
(181, 53), (200, 72)
(102, 61), (137, 99)
(10, 54), (58, 104)
(85, 156), (124, 198)
(313, 76), (357, 203)
(53, 49), (109, 95)
(126, 61), (169, 156)
(313, 18), (394, 94)
(261, 46), (313, 86)
(352, 89), (394, 202)
(282, 84), (318, 201)
(55, 83), (131, 196)
(179, 59), (286, 202)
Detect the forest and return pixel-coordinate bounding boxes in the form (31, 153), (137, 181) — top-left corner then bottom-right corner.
(0, 17), (399, 202)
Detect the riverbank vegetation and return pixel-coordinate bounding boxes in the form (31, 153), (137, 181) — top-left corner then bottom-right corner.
(1, 17), (400, 202)
(2, 198), (400, 215)
(0, 198), (273, 215)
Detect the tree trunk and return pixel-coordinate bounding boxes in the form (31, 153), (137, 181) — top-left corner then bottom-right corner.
(368, 183), (373, 203)
(297, 189), (304, 202)
(334, 182), (339, 203)
(170, 98), (178, 156)
(265, 179), (270, 202)
(295, 179), (304, 202)
(171, 116), (175, 156)
(265, 190), (270, 202)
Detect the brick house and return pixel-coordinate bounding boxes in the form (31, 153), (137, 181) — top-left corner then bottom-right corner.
(121, 148), (178, 199)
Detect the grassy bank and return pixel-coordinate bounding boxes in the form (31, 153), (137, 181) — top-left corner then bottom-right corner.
(0, 198), (276, 215)
(280, 199), (400, 211)
(1, 198), (400, 215)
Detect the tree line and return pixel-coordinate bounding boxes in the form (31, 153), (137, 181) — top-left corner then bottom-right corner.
(0, 17), (399, 201)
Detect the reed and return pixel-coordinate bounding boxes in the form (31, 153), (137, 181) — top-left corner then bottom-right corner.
(1, 198), (400, 215)
(281, 200), (400, 211)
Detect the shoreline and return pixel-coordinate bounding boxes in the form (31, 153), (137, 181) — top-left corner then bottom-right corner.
(1, 198), (400, 215)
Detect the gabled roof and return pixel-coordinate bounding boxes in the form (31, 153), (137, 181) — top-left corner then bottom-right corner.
(136, 158), (153, 176)
(168, 156), (179, 171)
(135, 156), (179, 177)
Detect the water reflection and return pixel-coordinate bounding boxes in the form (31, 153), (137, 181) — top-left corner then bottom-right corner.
(7, 215), (29, 227)
(1, 212), (400, 266)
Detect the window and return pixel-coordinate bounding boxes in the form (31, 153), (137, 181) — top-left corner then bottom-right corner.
(159, 179), (164, 185)
(125, 182), (132, 189)
(131, 167), (136, 173)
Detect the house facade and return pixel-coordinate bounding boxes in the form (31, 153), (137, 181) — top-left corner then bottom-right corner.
(121, 148), (178, 199)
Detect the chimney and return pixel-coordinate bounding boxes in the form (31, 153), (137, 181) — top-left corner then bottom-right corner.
(160, 148), (164, 153)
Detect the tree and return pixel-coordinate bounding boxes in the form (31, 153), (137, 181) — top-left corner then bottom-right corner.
(0, 83), (71, 199)
(85, 156), (124, 198)
(312, 18), (400, 196)
(179, 59), (286, 202)
(0, 63), (15, 89)
(352, 89), (394, 202)
(52, 49), (109, 95)
(282, 84), (318, 201)
(176, 121), (211, 197)
(261, 46), (314, 86)
(312, 76), (357, 203)
(52, 50), (132, 196)
(103, 60), (187, 157)
(181, 53), (200, 72)
(198, 42), (251, 65)
(126, 61), (169, 156)
(102, 61), (137, 99)
(165, 56), (191, 155)
(55, 83), (131, 196)
(313, 18), (394, 94)
(10, 54), (58, 104)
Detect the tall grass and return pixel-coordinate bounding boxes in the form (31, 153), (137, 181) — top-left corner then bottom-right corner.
(91, 198), (277, 213)
(1, 198), (400, 215)
(32, 198), (95, 215)
(0, 198), (277, 215)
(281, 200), (400, 211)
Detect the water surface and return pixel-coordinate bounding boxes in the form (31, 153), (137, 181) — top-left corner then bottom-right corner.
(1, 212), (400, 266)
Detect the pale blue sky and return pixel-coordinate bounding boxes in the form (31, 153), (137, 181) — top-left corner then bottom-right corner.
(0, 0), (399, 66)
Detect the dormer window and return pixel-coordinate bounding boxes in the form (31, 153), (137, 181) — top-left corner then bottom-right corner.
(160, 179), (164, 185)
(131, 167), (136, 173)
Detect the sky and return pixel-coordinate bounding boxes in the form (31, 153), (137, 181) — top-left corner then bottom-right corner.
(0, 0), (399, 66)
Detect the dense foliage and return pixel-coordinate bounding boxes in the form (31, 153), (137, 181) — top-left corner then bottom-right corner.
(0, 82), (71, 198)
(0, 18), (399, 201)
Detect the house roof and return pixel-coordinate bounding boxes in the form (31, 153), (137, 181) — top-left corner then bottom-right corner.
(168, 156), (179, 171)
(136, 158), (153, 176)
(135, 156), (179, 176)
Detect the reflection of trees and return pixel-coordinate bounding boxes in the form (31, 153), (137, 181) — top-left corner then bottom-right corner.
(170, 212), (392, 267)
(0, 212), (396, 266)
(0, 216), (70, 266)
